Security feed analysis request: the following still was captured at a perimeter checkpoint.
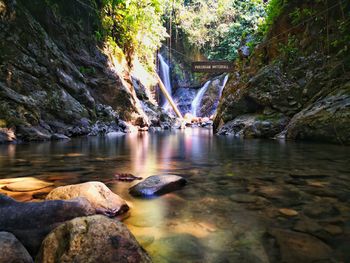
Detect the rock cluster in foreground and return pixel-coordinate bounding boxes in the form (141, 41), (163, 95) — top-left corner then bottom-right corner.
(0, 175), (188, 262)
(0, 181), (150, 262)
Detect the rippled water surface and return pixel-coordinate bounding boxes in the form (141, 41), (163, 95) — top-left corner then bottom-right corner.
(0, 129), (349, 262)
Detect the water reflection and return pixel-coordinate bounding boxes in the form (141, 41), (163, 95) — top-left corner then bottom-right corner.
(0, 129), (349, 262)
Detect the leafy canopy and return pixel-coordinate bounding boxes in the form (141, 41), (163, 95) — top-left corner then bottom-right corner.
(165, 0), (266, 61)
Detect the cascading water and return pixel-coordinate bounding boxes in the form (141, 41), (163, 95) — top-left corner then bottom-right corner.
(219, 74), (229, 97)
(157, 54), (172, 109)
(190, 74), (229, 117)
(191, 80), (211, 117)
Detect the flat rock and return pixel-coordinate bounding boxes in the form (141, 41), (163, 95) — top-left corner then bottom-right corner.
(46, 181), (129, 216)
(0, 194), (95, 256)
(148, 234), (204, 262)
(323, 224), (343, 235)
(36, 215), (151, 263)
(0, 231), (33, 263)
(51, 133), (70, 140)
(229, 194), (262, 203)
(3, 178), (53, 192)
(278, 208), (299, 217)
(268, 228), (332, 263)
(114, 173), (142, 182)
(129, 175), (187, 197)
(289, 173), (329, 179)
(303, 201), (339, 218)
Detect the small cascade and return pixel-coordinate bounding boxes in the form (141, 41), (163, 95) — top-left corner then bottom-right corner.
(191, 80), (211, 117)
(157, 54), (172, 108)
(219, 74), (229, 97)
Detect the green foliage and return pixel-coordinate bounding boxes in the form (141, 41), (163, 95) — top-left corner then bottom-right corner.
(79, 66), (96, 75)
(258, 0), (283, 36)
(278, 34), (299, 62)
(98, 0), (167, 69)
(167, 0), (266, 61)
(289, 7), (316, 25)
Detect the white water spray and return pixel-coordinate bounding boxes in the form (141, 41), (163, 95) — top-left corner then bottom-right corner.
(191, 80), (211, 117)
(158, 54), (172, 108)
(219, 74), (229, 97)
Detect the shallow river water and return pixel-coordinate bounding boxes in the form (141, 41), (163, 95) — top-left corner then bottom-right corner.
(0, 128), (349, 262)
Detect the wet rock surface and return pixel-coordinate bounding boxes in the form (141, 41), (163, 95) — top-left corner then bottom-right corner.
(36, 215), (152, 263)
(0, 194), (95, 256)
(214, 0), (350, 145)
(0, 0), (170, 143)
(0, 231), (33, 263)
(129, 175), (187, 197)
(268, 228), (333, 263)
(46, 181), (129, 216)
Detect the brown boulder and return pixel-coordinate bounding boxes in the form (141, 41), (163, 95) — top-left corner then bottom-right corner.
(268, 228), (332, 263)
(46, 181), (129, 216)
(36, 215), (151, 263)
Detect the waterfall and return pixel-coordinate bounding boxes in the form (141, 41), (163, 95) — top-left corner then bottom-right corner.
(191, 80), (211, 117)
(219, 74), (229, 97)
(158, 54), (172, 108)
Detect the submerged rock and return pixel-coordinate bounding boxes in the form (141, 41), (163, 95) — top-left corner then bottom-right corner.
(129, 175), (187, 197)
(3, 178), (53, 192)
(278, 208), (299, 217)
(36, 215), (151, 263)
(46, 181), (129, 216)
(148, 234), (204, 263)
(114, 173), (142, 182)
(0, 194), (95, 256)
(268, 228), (332, 263)
(0, 231), (33, 263)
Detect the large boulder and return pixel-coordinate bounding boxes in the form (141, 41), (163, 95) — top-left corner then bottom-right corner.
(46, 181), (129, 216)
(129, 175), (187, 197)
(217, 114), (289, 138)
(284, 87), (350, 144)
(0, 194), (95, 256)
(0, 231), (33, 263)
(36, 215), (152, 263)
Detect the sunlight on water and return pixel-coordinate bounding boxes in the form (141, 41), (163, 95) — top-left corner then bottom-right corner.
(0, 129), (349, 262)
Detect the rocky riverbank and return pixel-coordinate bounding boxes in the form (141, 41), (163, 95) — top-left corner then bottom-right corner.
(0, 0), (174, 144)
(214, 1), (350, 144)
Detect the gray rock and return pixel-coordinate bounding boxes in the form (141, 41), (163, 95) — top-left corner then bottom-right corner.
(36, 215), (151, 263)
(129, 175), (187, 197)
(46, 181), (129, 216)
(0, 231), (33, 263)
(0, 194), (95, 256)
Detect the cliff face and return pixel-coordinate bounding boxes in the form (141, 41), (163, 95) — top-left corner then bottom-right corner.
(214, 0), (350, 144)
(0, 0), (168, 142)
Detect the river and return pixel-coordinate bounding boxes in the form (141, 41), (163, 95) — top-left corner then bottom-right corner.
(0, 129), (349, 262)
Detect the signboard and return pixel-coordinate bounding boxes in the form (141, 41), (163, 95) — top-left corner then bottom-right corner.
(191, 61), (234, 73)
